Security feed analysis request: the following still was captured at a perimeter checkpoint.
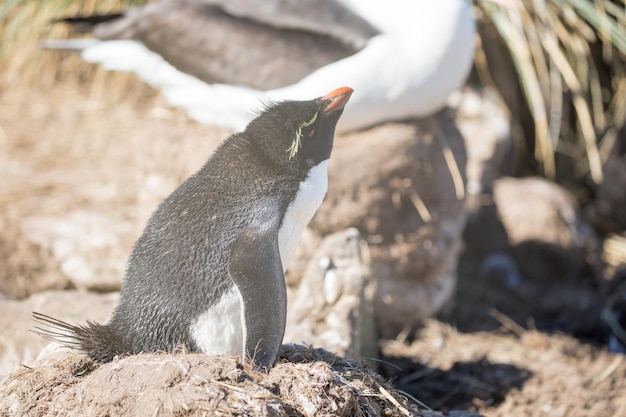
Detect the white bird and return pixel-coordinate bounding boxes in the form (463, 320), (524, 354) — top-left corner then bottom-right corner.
(43, 0), (476, 132)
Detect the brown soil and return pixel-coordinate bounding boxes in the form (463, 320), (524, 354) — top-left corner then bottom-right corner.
(381, 320), (625, 416)
(1, 73), (625, 415)
(2, 345), (440, 417)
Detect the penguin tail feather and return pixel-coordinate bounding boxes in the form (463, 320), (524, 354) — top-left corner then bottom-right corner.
(32, 312), (126, 363)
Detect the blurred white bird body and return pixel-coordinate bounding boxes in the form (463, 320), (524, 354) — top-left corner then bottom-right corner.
(46, 0), (475, 132)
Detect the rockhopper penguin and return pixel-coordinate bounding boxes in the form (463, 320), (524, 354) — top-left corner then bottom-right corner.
(33, 86), (353, 370)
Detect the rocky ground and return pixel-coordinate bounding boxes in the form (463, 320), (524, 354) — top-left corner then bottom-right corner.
(1, 72), (625, 416)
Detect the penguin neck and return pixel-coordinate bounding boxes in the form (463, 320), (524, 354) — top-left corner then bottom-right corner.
(277, 159), (329, 271)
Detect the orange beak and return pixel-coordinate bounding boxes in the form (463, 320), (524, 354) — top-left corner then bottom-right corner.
(322, 87), (353, 113)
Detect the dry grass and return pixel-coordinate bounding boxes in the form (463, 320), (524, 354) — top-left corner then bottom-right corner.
(3, 0), (625, 187)
(0, 344), (451, 417)
(0, 0), (144, 92)
(474, 0), (626, 186)
(604, 233), (626, 275)
(381, 320), (626, 416)
(0, 0), (222, 300)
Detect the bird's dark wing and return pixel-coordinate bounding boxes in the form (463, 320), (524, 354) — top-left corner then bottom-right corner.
(203, 0), (380, 49)
(59, 0), (379, 89)
(227, 206), (286, 371)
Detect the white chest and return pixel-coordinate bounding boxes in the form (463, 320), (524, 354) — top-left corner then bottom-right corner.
(277, 159), (329, 271)
(190, 287), (243, 355)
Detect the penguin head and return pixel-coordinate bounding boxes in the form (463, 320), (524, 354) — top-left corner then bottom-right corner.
(245, 87), (353, 172)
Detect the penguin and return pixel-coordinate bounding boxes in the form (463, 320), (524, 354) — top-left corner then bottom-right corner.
(33, 86), (353, 371)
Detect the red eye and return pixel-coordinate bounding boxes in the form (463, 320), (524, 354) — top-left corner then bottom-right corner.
(307, 128), (316, 137)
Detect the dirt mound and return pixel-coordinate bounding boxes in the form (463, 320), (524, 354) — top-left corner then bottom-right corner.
(0, 344), (479, 417)
(381, 320), (626, 416)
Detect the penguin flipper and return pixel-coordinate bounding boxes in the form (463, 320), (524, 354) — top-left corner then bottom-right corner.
(228, 217), (286, 371)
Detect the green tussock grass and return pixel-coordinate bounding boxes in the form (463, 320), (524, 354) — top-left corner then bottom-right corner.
(474, 0), (626, 186)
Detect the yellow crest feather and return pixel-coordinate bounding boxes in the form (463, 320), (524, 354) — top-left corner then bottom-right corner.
(287, 111), (319, 159)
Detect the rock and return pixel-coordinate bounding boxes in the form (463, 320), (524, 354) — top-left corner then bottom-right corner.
(311, 111), (467, 337)
(0, 290), (118, 377)
(495, 177), (600, 282)
(20, 211), (132, 291)
(465, 177), (600, 283)
(285, 228), (377, 360)
(0, 216), (68, 300)
(0, 343), (481, 417)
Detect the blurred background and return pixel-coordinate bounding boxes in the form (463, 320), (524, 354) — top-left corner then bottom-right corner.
(1, 0), (625, 415)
